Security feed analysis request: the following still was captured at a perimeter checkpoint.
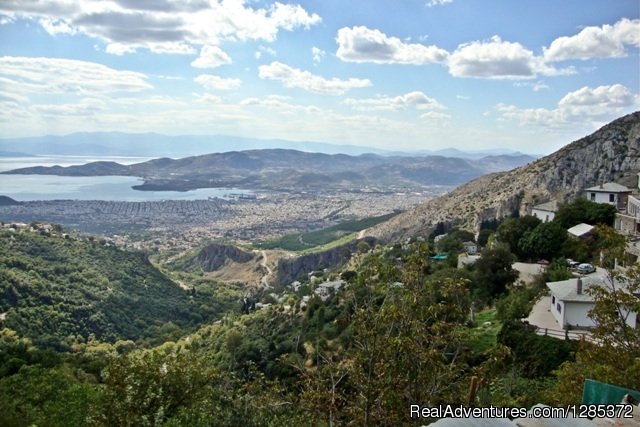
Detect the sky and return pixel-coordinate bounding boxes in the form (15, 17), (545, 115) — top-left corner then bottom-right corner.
(0, 0), (638, 154)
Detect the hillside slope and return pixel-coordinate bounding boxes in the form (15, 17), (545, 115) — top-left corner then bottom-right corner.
(0, 229), (228, 348)
(368, 111), (640, 241)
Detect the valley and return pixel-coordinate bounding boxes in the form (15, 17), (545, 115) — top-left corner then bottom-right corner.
(1, 1), (639, 424)
(0, 113), (639, 426)
(0, 189), (437, 250)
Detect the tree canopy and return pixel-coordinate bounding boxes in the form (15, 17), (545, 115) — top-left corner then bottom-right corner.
(554, 197), (617, 229)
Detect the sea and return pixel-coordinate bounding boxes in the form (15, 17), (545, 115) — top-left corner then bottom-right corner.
(0, 156), (254, 202)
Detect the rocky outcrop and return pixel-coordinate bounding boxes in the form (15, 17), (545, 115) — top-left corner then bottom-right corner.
(367, 111), (640, 242)
(194, 243), (256, 271)
(275, 237), (376, 285)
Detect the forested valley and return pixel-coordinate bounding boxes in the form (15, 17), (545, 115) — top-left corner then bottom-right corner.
(1, 209), (638, 426)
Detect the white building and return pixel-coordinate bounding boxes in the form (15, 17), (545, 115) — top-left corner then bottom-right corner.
(547, 276), (638, 330)
(615, 173), (640, 237)
(531, 200), (559, 222)
(433, 234), (446, 243)
(567, 223), (594, 239)
(613, 173), (640, 263)
(314, 279), (344, 301)
(462, 241), (478, 254)
(585, 182), (632, 210)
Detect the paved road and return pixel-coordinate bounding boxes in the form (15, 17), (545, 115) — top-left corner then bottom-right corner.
(513, 262), (545, 284)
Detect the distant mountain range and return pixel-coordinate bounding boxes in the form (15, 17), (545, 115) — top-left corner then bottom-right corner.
(367, 111), (640, 241)
(4, 148), (536, 191)
(0, 132), (533, 159)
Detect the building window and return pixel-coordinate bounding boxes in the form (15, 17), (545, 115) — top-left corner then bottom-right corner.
(590, 193), (596, 201)
(552, 296), (555, 305)
(557, 303), (561, 314)
(609, 194), (615, 203)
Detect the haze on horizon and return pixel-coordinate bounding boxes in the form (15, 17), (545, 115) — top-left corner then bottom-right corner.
(0, 0), (639, 155)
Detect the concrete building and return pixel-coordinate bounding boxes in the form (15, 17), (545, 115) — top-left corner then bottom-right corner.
(547, 276), (638, 330)
(585, 182), (632, 210)
(613, 173), (640, 263)
(531, 200), (559, 222)
(615, 173), (640, 236)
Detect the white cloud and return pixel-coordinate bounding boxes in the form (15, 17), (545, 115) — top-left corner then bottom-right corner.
(496, 84), (639, 128)
(557, 84), (638, 116)
(0, 91), (29, 103)
(0, 0), (321, 55)
(0, 56), (152, 94)
(38, 16), (76, 35)
(194, 74), (242, 90)
(191, 45), (232, 68)
(312, 47), (326, 64)
(32, 98), (107, 116)
(336, 26), (449, 64)
(193, 93), (223, 104)
(344, 91), (445, 111)
(513, 81), (549, 92)
(449, 36), (573, 79)
(544, 18), (640, 61)
(258, 61), (371, 95)
(268, 2), (321, 31)
(426, 0), (453, 7)
(420, 111), (451, 120)
(241, 95), (321, 114)
(105, 41), (196, 55)
(255, 45), (277, 59)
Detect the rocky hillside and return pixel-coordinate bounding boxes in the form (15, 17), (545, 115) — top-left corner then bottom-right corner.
(194, 243), (256, 271)
(367, 111), (640, 241)
(275, 237), (376, 285)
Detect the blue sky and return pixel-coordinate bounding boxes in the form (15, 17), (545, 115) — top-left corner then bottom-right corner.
(0, 0), (638, 154)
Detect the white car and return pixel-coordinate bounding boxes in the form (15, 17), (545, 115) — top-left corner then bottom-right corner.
(577, 263), (596, 274)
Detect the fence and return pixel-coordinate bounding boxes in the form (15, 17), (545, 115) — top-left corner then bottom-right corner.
(533, 326), (594, 342)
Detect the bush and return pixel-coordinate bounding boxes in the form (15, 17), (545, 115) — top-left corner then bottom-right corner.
(497, 320), (577, 378)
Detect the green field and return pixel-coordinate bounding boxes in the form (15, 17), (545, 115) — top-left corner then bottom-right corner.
(254, 213), (397, 251)
(466, 309), (502, 353)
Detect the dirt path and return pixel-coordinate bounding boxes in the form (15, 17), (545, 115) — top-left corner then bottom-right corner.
(259, 250), (273, 288)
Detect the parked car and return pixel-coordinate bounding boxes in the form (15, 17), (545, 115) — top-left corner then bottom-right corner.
(576, 263), (596, 274)
(566, 259), (580, 270)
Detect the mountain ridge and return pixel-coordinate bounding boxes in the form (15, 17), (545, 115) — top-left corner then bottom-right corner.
(0, 131), (535, 159)
(3, 148), (536, 191)
(366, 111), (640, 241)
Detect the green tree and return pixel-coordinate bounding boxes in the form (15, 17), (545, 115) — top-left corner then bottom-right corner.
(496, 216), (541, 259)
(495, 287), (538, 322)
(101, 350), (217, 426)
(0, 365), (100, 427)
(497, 320), (577, 378)
(332, 243), (471, 425)
(554, 197), (617, 229)
(543, 259), (573, 282)
(473, 245), (518, 302)
(477, 229), (494, 248)
(518, 221), (568, 261)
